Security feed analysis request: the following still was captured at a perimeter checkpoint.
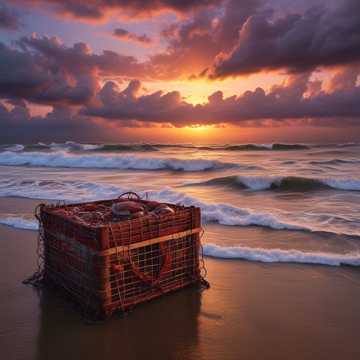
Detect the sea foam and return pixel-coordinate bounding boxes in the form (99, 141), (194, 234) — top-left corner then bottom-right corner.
(203, 243), (360, 266)
(1, 215), (358, 267)
(0, 215), (38, 230)
(0, 179), (358, 236)
(0, 179), (307, 231)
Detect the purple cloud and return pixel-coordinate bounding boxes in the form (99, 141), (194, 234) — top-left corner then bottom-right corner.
(1, 68), (360, 144)
(0, 101), (115, 143)
(209, 0), (360, 78)
(8, 0), (222, 19)
(0, 35), (149, 105)
(0, 4), (21, 30)
(113, 28), (152, 45)
(84, 71), (360, 127)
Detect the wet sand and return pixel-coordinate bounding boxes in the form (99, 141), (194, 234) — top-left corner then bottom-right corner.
(2, 223), (360, 360)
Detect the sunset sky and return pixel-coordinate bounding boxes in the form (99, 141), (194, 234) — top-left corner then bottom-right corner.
(0, 0), (360, 143)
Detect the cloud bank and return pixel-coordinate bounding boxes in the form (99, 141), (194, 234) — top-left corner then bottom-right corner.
(9, 0), (221, 19)
(85, 71), (360, 126)
(208, 0), (360, 78)
(4, 1), (360, 80)
(0, 0), (359, 142)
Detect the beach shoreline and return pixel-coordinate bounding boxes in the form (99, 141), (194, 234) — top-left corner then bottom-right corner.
(2, 220), (360, 360)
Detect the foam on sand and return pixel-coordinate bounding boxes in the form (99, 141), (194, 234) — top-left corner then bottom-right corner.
(0, 215), (38, 230)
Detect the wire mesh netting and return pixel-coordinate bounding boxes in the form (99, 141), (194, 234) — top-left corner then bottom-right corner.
(25, 194), (209, 319)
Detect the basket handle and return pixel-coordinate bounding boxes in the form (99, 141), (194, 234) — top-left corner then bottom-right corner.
(118, 192), (141, 201)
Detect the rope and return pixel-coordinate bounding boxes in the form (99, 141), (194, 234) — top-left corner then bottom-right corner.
(109, 223), (126, 313)
(23, 203), (46, 287)
(198, 228), (210, 290)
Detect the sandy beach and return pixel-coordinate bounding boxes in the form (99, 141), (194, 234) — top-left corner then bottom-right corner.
(2, 204), (360, 360)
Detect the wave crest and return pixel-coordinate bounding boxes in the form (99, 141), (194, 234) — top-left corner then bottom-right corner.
(1, 214), (359, 268)
(204, 243), (360, 266)
(0, 142), (315, 153)
(0, 151), (235, 171)
(0, 179), (358, 236)
(185, 175), (360, 191)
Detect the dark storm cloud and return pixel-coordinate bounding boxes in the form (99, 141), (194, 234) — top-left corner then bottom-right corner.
(0, 102), (115, 143)
(0, 35), (148, 105)
(151, 0), (263, 79)
(209, 0), (360, 78)
(2, 69), (360, 143)
(5, 0), (360, 81)
(4, 0), (262, 80)
(85, 80), (192, 125)
(84, 71), (360, 127)
(0, 4), (21, 30)
(113, 28), (152, 45)
(17, 36), (147, 77)
(8, 0), (221, 19)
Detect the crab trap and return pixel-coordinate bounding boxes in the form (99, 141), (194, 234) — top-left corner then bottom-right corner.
(27, 192), (208, 319)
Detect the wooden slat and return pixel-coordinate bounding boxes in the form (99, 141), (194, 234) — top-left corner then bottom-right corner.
(98, 227), (202, 257)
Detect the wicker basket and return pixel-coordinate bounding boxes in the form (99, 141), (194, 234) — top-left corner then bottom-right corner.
(37, 195), (205, 318)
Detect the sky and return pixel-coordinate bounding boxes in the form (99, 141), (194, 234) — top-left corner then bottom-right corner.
(0, 0), (359, 144)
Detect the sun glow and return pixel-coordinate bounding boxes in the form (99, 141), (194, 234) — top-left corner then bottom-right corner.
(145, 73), (287, 106)
(184, 124), (214, 132)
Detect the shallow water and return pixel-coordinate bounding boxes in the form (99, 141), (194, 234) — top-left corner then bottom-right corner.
(2, 143), (360, 359)
(1, 142), (360, 266)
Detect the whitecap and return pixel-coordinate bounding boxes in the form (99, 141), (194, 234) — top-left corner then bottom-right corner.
(203, 243), (360, 266)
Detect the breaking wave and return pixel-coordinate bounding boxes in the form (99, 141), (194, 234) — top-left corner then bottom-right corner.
(98, 144), (159, 152)
(149, 188), (308, 231)
(2, 214), (359, 267)
(2, 142), (359, 155)
(0, 142), (159, 153)
(128, 143), (310, 151)
(220, 143), (309, 151)
(0, 142), (316, 153)
(0, 177), (359, 235)
(310, 159), (360, 165)
(0, 151), (236, 171)
(0, 178), (326, 233)
(184, 175), (360, 191)
(4, 144), (25, 152)
(203, 244), (360, 266)
(0, 178), (126, 201)
(2, 142), (359, 154)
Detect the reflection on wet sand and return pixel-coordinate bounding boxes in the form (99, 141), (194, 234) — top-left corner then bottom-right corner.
(35, 286), (202, 360)
(3, 224), (360, 360)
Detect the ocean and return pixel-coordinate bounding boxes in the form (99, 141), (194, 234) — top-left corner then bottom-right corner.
(1, 141), (360, 267)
